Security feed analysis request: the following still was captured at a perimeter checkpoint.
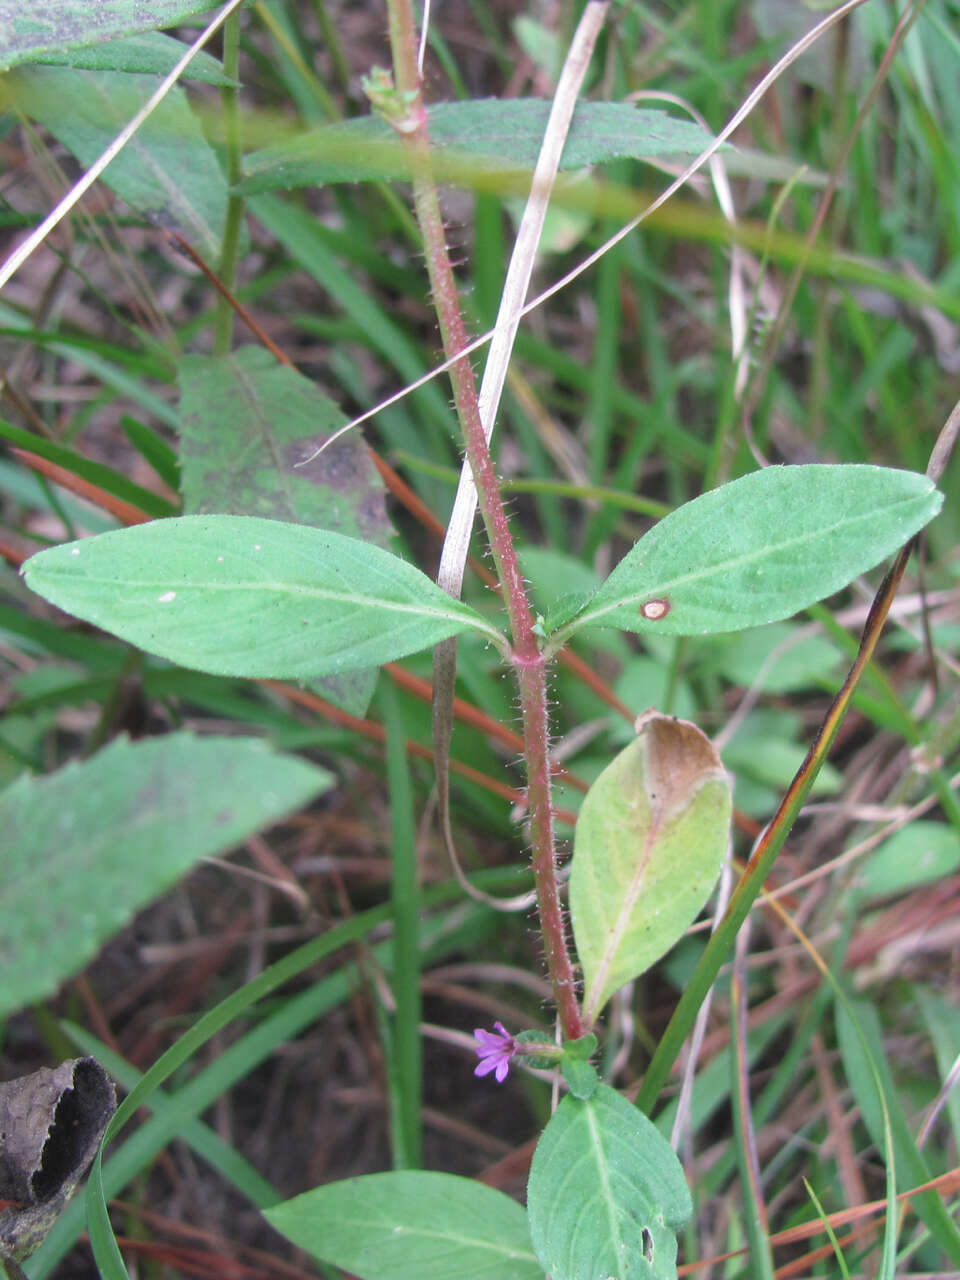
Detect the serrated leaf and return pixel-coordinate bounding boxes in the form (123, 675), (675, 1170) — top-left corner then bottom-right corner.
(562, 466), (942, 640)
(570, 714), (732, 1023)
(7, 66), (229, 259)
(527, 1084), (692, 1280)
(21, 515), (497, 678)
(0, 734), (331, 1019)
(239, 100), (717, 193)
(22, 32), (235, 84)
(178, 347), (394, 714)
(264, 1171), (543, 1280)
(0, 0), (216, 68)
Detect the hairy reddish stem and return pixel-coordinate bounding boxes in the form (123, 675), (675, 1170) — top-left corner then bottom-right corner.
(514, 656), (585, 1039)
(384, 0), (582, 1040)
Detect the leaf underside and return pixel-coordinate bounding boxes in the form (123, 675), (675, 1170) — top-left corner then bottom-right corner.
(265, 1171), (543, 1280)
(570, 465), (942, 639)
(22, 515), (490, 679)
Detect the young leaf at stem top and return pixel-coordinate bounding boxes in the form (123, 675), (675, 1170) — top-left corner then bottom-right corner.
(549, 465), (942, 645)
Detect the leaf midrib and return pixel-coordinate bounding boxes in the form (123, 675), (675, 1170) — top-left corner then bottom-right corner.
(31, 571), (490, 627)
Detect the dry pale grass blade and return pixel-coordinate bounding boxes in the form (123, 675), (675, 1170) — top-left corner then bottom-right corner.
(928, 396), (960, 484)
(417, 0), (432, 76)
(0, 0), (249, 292)
(762, 769), (960, 903)
(433, 0), (608, 914)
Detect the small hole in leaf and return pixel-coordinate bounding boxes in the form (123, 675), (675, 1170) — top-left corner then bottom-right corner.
(640, 597), (670, 620)
(642, 1227), (654, 1263)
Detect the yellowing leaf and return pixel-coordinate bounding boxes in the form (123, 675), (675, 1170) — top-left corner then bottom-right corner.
(570, 713), (732, 1024)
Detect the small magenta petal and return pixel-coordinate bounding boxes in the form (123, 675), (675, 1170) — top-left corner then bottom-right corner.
(473, 1022), (517, 1084)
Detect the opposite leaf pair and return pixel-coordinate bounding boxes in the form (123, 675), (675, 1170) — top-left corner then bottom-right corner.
(22, 465), (941, 682)
(265, 1084), (690, 1280)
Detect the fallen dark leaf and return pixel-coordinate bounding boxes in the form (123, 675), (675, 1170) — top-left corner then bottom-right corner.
(0, 1057), (115, 1263)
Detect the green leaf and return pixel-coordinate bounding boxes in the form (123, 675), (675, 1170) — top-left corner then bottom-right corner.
(860, 821), (960, 897)
(7, 66), (230, 259)
(560, 466), (942, 640)
(564, 1032), (598, 1060)
(722, 716), (843, 810)
(0, 0), (217, 68)
(19, 32), (234, 82)
(0, 733), (332, 1020)
(178, 348), (393, 714)
(239, 100), (717, 193)
(178, 348), (389, 538)
(527, 1083), (692, 1280)
(515, 1030), (559, 1070)
(264, 1171), (544, 1280)
(560, 1057), (599, 1099)
(707, 621), (843, 693)
(21, 515), (498, 678)
(570, 714), (732, 1023)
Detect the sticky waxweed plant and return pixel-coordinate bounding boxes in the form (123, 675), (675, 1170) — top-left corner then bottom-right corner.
(3, 1), (960, 1279)
(18, 466), (946, 1279)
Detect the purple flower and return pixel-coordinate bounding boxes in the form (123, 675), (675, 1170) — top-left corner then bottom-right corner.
(473, 1021), (517, 1083)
